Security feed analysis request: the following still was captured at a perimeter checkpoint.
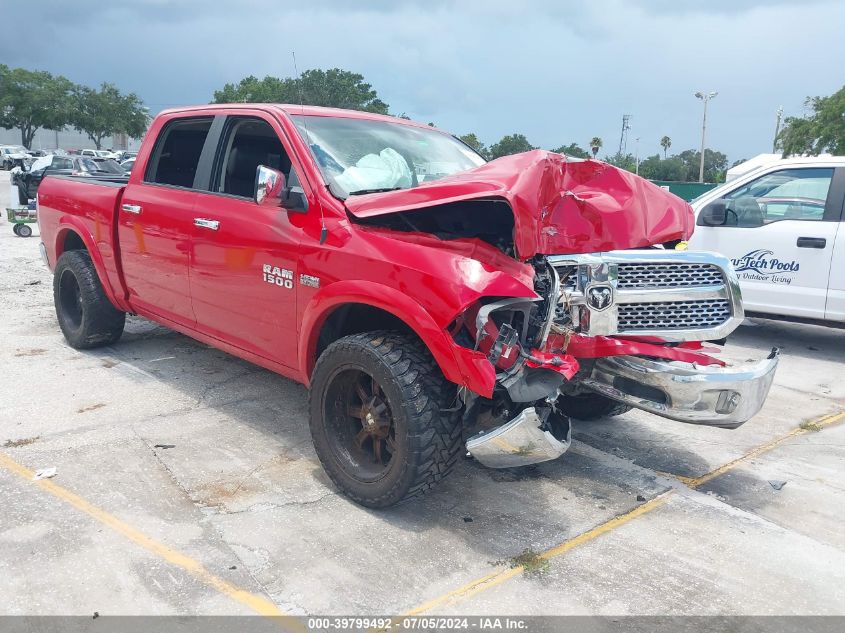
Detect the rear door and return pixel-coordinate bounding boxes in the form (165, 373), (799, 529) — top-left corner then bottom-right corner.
(117, 116), (217, 326)
(189, 113), (307, 365)
(693, 167), (842, 319)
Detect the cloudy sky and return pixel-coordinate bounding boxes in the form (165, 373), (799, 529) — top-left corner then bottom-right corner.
(4, 0), (843, 162)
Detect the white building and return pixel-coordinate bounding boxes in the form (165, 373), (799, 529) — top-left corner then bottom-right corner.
(0, 126), (145, 152)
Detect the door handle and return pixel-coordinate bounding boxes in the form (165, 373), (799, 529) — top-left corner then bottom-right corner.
(194, 218), (220, 231)
(796, 237), (826, 249)
(121, 203), (142, 215)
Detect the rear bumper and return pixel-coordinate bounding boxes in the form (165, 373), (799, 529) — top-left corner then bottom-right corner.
(580, 348), (780, 428)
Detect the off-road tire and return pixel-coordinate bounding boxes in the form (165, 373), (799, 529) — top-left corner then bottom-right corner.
(557, 393), (632, 421)
(53, 250), (125, 349)
(309, 331), (463, 508)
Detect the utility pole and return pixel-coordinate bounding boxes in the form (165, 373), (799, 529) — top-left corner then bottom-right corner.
(618, 114), (631, 155)
(635, 137), (641, 175)
(773, 106), (783, 153)
(695, 91), (717, 183)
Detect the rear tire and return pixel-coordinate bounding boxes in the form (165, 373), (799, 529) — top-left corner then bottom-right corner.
(557, 393), (632, 421)
(17, 224), (32, 238)
(309, 331), (463, 508)
(53, 250), (125, 349)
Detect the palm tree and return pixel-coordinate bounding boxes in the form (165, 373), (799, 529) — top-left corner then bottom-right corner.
(589, 137), (603, 158)
(660, 135), (672, 159)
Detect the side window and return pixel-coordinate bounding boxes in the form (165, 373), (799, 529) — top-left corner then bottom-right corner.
(145, 117), (213, 188)
(213, 117), (294, 198)
(723, 168), (833, 227)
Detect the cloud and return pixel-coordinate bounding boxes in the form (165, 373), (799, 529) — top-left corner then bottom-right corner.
(2, 0), (843, 162)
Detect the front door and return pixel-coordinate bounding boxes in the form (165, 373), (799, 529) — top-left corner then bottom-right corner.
(189, 115), (305, 365)
(692, 167), (841, 319)
(117, 116), (216, 325)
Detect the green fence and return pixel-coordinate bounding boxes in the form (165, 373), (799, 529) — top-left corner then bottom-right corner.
(649, 180), (718, 202)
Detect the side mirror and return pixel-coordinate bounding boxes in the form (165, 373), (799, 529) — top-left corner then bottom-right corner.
(698, 199), (727, 226)
(254, 164), (308, 213)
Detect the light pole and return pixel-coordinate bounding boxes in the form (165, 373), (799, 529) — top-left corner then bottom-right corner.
(773, 106), (784, 153)
(694, 91), (717, 183)
(635, 137), (640, 175)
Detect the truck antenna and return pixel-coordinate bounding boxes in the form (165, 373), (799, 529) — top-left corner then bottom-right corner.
(292, 51), (328, 245)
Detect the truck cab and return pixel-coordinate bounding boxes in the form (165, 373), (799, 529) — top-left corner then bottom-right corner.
(688, 156), (845, 324)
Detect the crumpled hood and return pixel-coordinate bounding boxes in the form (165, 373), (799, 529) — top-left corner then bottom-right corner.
(344, 150), (694, 259)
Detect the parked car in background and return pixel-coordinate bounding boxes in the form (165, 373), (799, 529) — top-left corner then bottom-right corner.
(12, 155), (128, 204)
(80, 149), (119, 160)
(1, 145), (32, 170)
(120, 157), (136, 173)
(688, 155), (845, 326)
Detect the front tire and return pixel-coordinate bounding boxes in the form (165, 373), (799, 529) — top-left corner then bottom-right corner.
(557, 393), (632, 421)
(309, 331), (463, 508)
(53, 250), (125, 349)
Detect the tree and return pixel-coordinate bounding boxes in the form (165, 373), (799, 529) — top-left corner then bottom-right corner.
(551, 142), (590, 158)
(778, 85), (845, 156)
(675, 148), (728, 183)
(212, 68), (389, 114)
(660, 135), (672, 159)
(638, 154), (686, 181)
(0, 65), (74, 147)
(487, 133), (536, 159)
(604, 151), (637, 172)
(458, 133), (488, 158)
(71, 83), (148, 149)
(589, 136), (603, 158)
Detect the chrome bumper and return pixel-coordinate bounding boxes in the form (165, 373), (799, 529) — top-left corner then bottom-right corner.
(580, 348), (780, 429)
(466, 406), (571, 468)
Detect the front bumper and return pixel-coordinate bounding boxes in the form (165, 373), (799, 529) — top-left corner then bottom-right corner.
(580, 348), (780, 428)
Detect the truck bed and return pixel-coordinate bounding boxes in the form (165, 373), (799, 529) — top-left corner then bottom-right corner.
(37, 174), (129, 311)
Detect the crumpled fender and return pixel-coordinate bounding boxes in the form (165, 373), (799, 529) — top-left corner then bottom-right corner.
(298, 280), (497, 396)
(345, 150), (694, 259)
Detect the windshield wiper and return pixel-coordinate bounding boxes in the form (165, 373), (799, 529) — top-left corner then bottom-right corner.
(347, 187), (403, 196)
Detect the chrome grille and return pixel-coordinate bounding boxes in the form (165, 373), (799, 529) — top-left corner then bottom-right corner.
(618, 299), (732, 331)
(617, 263), (723, 289)
(548, 250), (743, 341)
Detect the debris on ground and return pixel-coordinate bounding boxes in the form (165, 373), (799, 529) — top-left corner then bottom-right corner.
(636, 494), (646, 502)
(799, 420), (823, 432)
(25, 280), (40, 286)
(504, 548), (550, 576)
(3, 436), (39, 448)
(32, 467), (57, 481)
(154, 444), (176, 449)
(769, 480), (787, 491)
(463, 517), (474, 523)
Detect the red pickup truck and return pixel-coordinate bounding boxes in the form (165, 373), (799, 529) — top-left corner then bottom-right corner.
(37, 104), (779, 507)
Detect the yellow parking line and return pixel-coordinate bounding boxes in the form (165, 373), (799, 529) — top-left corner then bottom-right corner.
(688, 410), (845, 488)
(402, 409), (845, 616)
(403, 492), (672, 616)
(0, 452), (285, 618)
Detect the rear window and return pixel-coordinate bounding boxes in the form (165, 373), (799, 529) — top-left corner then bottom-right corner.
(145, 117), (213, 188)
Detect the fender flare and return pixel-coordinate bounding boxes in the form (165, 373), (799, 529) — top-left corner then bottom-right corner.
(55, 217), (129, 312)
(298, 280), (495, 395)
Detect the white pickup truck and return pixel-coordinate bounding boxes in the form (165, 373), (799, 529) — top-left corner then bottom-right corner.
(688, 155), (845, 326)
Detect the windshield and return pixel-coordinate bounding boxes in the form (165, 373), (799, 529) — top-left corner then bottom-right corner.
(290, 115), (485, 198)
(93, 159), (124, 174)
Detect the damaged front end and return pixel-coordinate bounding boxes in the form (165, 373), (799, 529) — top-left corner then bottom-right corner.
(455, 250), (779, 468)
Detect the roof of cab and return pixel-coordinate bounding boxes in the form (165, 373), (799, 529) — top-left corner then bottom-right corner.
(155, 103), (441, 132)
